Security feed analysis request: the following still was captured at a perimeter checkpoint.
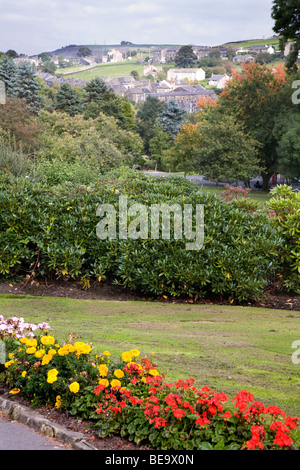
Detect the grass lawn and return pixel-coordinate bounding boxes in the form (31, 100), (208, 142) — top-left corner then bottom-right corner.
(2, 294), (300, 420)
(63, 62), (146, 80)
(196, 185), (271, 205)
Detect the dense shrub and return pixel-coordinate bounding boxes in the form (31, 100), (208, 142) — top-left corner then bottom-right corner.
(0, 171), (282, 301)
(1, 316), (299, 450)
(268, 185), (300, 294)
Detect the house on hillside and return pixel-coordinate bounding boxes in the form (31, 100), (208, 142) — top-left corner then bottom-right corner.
(126, 87), (151, 102)
(232, 55), (255, 64)
(249, 45), (275, 55)
(107, 49), (124, 63)
(150, 85), (217, 112)
(208, 74), (231, 89)
(167, 68), (205, 82)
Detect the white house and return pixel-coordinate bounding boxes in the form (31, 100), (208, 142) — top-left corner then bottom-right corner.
(167, 68), (205, 82)
(208, 74), (231, 89)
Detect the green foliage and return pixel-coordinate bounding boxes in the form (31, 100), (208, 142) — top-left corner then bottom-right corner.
(0, 171), (282, 301)
(268, 185), (300, 293)
(14, 62), (44, 114)
(136, 95), (166, 154)
(274, 112), (300, 179)
(170, 111), (261, 184)
(272, 0), (300, 70)
(158, 100), (186, 137)
(174, 46), (198, 68)
(0, 129), (31, 177)
(0, 55), (18, 97)
(54, 82), (83, 116)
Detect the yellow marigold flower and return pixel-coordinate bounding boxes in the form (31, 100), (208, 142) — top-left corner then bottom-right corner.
(18, 347), (23, 352)
(103, 350), (111, 356)
(110, 379), (121, 388)
(48, 348), (57, 357)
(74, 342), (91, 355)
(58, 348), (66, 356)
(140, 377), (146, 382)
(149, 369), (159, 376)
(26, 347), (36, 354)
(69, 382), (80, 394)
(20, 338), (27, 344)
(63, 344), (75, 353)
(21, 371), (27, 378)
(9, 388), (20, 395)
(114, 369), (124, 379)
(35, 349), (46, 359)
(130, 349), (140, 357)
(99, 378), (109, 388)
(5, 360), (15, 368)
(47, 369), (58, 384)
(41, 336), (55, 345)
(42, 354), (51, 365)
(121, 351), (132, 363)
(55, 396), (61, 409)
(26, 338), (37, 348)
(98, 364), (108, 377)
(8, 353), (14, 358)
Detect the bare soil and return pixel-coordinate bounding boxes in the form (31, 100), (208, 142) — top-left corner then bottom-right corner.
(0, 279), (299, 311)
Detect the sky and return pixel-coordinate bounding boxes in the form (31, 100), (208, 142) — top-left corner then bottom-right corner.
(0, 0), (276, 56)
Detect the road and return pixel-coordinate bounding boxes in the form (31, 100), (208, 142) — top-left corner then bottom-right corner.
(0, 413), (68, 450)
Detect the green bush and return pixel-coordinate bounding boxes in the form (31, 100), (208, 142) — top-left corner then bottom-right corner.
(0, 171), (282, 301)
(268, 185), (300, 293)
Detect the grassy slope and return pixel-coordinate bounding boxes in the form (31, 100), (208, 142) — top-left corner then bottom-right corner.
(2, 295), (300, 418)
(62, 62), (146, 80)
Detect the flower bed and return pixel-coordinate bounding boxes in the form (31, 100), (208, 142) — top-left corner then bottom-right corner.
(0, 316), (298, 450)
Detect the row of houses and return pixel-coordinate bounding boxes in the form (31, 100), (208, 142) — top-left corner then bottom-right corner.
(37, 67), (229, 113)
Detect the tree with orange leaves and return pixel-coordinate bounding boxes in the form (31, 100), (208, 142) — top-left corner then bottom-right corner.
(217, 62), (292, 190)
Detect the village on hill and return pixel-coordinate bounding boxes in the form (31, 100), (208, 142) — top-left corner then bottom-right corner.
(10, 39), (287, 113)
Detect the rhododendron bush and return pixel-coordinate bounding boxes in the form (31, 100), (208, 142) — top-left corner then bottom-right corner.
(0, 316), (298, 450)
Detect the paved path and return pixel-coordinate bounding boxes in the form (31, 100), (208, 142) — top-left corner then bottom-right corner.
(0, 414), (67, 450)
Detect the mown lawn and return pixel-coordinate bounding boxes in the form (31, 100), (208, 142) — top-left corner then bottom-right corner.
(1, 294), (300, 419)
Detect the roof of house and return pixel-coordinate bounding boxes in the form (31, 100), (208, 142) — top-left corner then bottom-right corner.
(209, 74), (226, 80)
(168, 68), (204, 73)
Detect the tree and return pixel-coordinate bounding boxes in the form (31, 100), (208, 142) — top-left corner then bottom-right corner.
(77, 47), (92, 57)
(14, 62), (44, 114)
(174, 46), (198, 68)
(84, 77), (133, 128)
(84, 77), (112, 103)
(274, 112), (300, 179)
(0, 55), (18, 96)
(217, 62), (289, 190)
(169, 110), (261, 183)
(255, 52), (273, 64)
(136, 95), (166, 153)
(54, 82), (83, 116)
(5, 50), (18, 58)
(43, 61), (57, 74)
(272, 0), (300, 71)
(0, 96), (42, 152)
(148, 123), (173, 169)
(158, 100), (186, 137)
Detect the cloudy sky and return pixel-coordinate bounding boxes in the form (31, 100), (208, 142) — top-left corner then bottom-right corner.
(0, 0), (276, 55)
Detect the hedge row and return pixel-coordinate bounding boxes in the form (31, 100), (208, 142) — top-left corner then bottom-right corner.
(0, 171), (283, 301)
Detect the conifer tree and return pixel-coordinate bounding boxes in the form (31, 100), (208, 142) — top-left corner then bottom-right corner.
(15, 62), (44, 114)
(158, 100), (186, 137)
(54, 82), (83, 116)
(0, 55), (18, 97)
